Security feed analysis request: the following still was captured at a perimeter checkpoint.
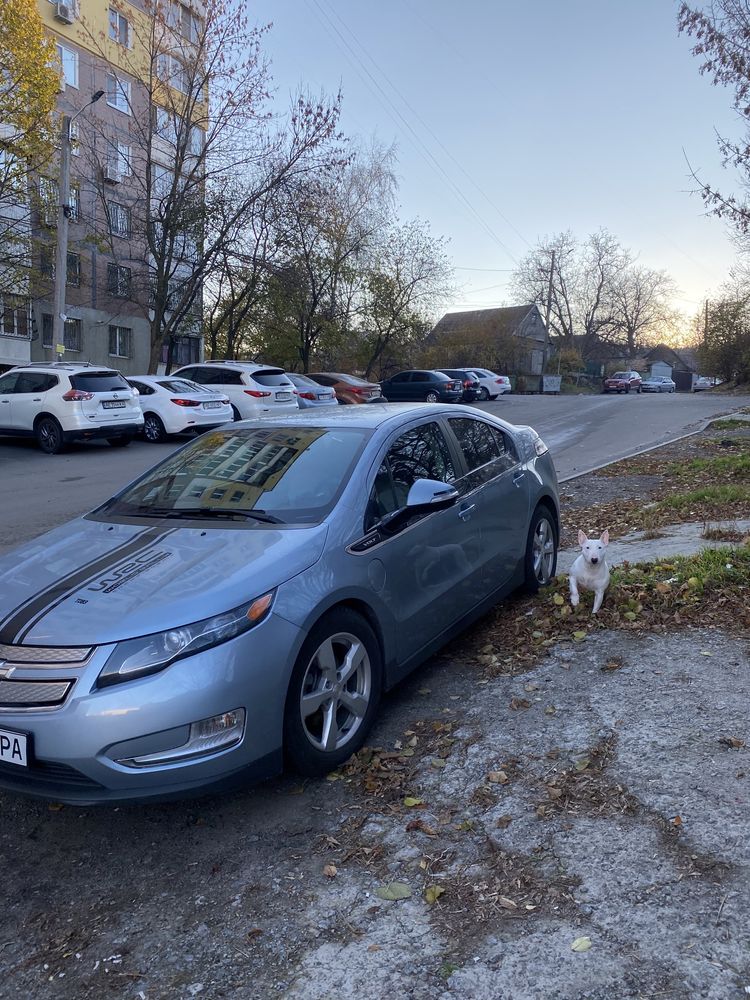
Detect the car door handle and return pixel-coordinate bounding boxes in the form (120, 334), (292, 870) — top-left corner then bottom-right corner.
(513, 471), (525, 488)
(458, 504), (475, 521)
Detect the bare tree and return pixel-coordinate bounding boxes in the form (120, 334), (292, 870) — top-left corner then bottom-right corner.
(611, 266), (676, 355)
(81, 0), (342, 371)
(679, 1), (750, 233)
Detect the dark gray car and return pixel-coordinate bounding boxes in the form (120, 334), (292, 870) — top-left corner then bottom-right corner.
(0, 404), (558, 803)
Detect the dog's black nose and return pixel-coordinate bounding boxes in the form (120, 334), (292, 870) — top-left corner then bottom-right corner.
(591, 557), (599, 564)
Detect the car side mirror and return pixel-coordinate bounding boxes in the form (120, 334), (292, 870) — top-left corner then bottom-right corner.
(405, 478), (460, 510)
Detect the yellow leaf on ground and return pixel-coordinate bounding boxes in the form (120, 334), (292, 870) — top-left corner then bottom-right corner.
(571, 936), (592, 952)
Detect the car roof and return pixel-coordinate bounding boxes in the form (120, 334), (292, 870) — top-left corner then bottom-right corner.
(230, 401), (514, 432)
(9, 362), (116, 374)
(191, 361), (284, 372)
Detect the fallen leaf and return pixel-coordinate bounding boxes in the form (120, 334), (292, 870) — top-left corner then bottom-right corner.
(571, 936), (592, 952)
(424, 885), (445, 904)
(495, 814), (513, 829)
(431, 758), (447, 769)
(323, 864), (338, 878)
(497, 896), (517, 910)
(375, 882), (412, 901)
(403, 796), (424, 808)
(406, 819), (437, 837)
(510, 698), (530, 711)
(671, 815), (683, 827)
(247, 928), (263, 940)
(487, 770), (509, 784)
(544, 705), (556, 716)
(601, 657), (624, 672)
(574, 758), (590, 772)
(367, 943), (381, 953)
(623, 611), (637, 621)
(48, 803), (64, 812)
(325, 772), (341, 782)
(572, 630), (587, 641)
(552, 593), (565, 605)
(719, 737), (746, 750)
(418, 687), (431, 695)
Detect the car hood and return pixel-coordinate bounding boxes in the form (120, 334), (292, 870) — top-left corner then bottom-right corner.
(0, 517), (328, 646)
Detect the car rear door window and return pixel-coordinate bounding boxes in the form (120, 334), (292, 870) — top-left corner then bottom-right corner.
(16, 372), (55, 393)
(411, 372), (429, 383)
(449, 417), (519, 489)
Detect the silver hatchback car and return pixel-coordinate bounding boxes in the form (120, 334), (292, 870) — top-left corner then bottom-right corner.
(0, 405), (559, 804)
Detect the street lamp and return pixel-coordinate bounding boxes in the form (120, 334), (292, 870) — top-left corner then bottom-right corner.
(51, 89), (105, 360)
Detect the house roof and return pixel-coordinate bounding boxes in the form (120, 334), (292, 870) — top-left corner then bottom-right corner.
(430, 304), (537, 342)
(644, 344), (699, 372)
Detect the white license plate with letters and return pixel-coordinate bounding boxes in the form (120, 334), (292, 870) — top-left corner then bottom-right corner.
(0, 728), (28, 767)
(103, 400), (126, 409)
(275, 392), (292, 401)
(204, 401), (222, 409)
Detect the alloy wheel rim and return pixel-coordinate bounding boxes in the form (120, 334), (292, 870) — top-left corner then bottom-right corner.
(40, 422), (58, 450)
(532, 518), (555, 583)
(144, 416), (161, 441)
(299, 631), (371, 753)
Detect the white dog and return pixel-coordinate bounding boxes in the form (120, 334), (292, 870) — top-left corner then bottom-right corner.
(569, 529), (610, 614)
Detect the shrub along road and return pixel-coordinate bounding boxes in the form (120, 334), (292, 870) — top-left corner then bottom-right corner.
(1, 410), (750, 998)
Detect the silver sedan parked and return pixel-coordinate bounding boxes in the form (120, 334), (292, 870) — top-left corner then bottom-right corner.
(641, 375), (676, 393)
(0, 404), (559, 804)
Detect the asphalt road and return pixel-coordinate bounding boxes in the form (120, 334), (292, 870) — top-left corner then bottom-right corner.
(1, 390), (748, 556)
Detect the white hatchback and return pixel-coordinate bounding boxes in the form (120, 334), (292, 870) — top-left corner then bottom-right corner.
(467, 368), (512, 399)
(173, 361), (299, 420)
(127, 375), (234, 442)
(0, 362), (143, 454)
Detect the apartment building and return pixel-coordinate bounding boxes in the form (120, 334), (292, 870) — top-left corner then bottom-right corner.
(0, 0), (204, 373)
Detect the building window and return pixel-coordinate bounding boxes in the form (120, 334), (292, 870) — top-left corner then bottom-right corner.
(63, 318), (81, 351)
(108, 202), (131, 238)
(107, 262), (132, 297)
(188, 125), (204, 156)
(69, 183), (80, 222)
(56, 44), (79, 89)
(108, 8), (130, 47)
(42, 313), (53, 348)
(38, 176), (58, 226)
(0, 296), (29, 339)
(151, 163), (172, 199)
(109, 325), (132, 358)
(106, 74), (131, 114)
(106, 140), (132, 178)
(157, 52), (189, 94)
(67, 252), (81, 287)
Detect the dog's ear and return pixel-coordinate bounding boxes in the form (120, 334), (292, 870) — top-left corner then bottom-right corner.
(578, 529), (588, 546)
(600, 528), (609, 546)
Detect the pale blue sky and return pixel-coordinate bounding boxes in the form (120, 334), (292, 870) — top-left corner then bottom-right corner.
(251, 0), (740, 322)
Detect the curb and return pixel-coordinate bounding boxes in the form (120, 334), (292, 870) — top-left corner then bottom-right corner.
(557, 410), (750, 484)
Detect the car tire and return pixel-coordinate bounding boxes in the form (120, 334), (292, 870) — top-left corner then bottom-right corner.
(284, 608), (383, 777)
(479, 387), (490, 401)
(107, 435), (133, 448)
(626, 387), (630, 394)
(637, 387), (641, 394)
(35, 416), (64, 455)
(522, 505), (558, 593)
(425, 391), (440, 403)
(143, 413), (167, 443)
(231, 405), (242, 422)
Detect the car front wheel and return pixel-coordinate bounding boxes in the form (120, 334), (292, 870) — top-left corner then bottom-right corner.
(35, 416), (64, 455)
(284, 609), (382, 776)
(523, 505), (558, 593)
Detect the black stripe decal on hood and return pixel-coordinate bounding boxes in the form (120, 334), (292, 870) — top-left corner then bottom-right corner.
(0, 527), (174, 645)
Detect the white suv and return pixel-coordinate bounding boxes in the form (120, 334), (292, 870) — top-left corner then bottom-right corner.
(0, 362), (143, 454)
(173, 361), (298, 420)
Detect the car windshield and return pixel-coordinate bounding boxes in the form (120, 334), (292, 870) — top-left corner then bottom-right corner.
(101, 426), (370, 525)
(611, 372), (628, 379)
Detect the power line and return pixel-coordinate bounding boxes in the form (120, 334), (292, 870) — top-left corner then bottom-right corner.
(306, 0), (520, 264)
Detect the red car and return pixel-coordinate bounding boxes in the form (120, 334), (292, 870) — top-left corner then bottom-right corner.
(603, 370), (642, 394)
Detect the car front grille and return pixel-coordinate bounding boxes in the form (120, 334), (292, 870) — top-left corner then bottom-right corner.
(0, 679), (72, 707)
(0, 643), (92, 665)
(0, 758), (103, 791)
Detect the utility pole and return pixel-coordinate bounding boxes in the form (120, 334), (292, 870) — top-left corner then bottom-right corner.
(51, 114), (72, 361)
(51, 91), (104, 361)
(543, 249), (557, 374)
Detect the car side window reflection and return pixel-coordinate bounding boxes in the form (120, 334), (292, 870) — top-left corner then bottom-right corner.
(449, 417), (519, 490)
(365, 422), (456, 529)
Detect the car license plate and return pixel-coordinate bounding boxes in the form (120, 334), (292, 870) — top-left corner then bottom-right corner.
(103, 400), (126, 409)
(0, 727), (28, 767)
(204, 401), (221, 409)
(276, 392), (292, 400)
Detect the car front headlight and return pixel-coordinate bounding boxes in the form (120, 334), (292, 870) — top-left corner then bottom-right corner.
(97, 592), (274, 688)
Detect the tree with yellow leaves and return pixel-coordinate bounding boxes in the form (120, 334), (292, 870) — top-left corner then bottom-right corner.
(0, 0), (59, 291)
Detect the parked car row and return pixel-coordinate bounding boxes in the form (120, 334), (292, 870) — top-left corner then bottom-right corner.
(0, 359), (512, 454)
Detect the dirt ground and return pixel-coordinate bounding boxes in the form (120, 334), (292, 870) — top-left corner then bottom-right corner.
(2, 425), (750, 1000)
